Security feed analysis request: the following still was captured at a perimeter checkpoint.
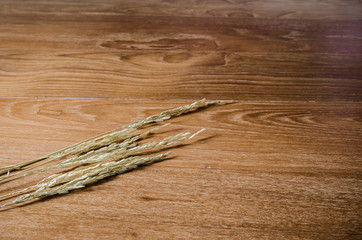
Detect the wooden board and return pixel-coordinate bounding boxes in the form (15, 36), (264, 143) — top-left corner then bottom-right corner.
(0, 1), (361, 239)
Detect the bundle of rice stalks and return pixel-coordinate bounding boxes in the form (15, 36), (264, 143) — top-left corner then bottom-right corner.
(0, 99), (232, 208)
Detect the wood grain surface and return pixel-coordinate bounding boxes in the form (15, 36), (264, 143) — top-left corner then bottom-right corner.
(0, 1), (361, 239)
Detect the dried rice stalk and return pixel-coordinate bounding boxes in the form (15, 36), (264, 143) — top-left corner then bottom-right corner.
(0, 153), (170, 208)
(0, 99), (232, 208)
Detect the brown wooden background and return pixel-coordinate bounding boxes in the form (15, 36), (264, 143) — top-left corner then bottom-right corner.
(0, 0), (361, 239)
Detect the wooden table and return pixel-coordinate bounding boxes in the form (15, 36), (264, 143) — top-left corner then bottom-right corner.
(0, 1), (361, 239)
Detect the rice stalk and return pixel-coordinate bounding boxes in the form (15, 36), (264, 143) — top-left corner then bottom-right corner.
(0, 153), (170, 208)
